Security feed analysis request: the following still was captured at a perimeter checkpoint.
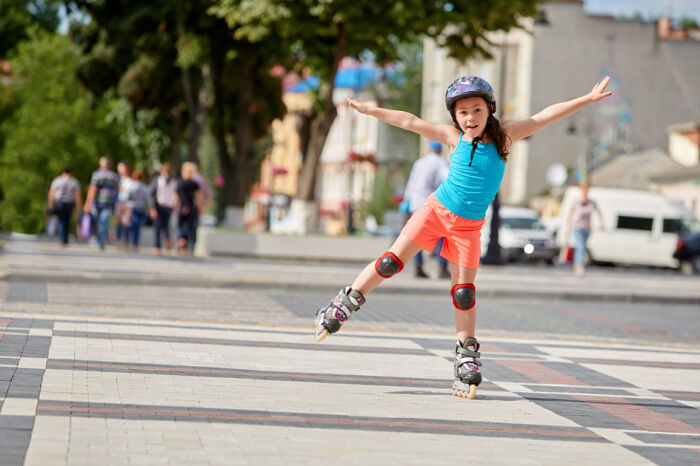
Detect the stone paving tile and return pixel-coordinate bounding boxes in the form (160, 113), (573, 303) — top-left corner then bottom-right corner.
(1, 313), (700, 465)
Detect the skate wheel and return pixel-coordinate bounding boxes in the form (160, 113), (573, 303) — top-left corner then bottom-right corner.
(467, 384), (477, 399)
(315, 328), (329, 342)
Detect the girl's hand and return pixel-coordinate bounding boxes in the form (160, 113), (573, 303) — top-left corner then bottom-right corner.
(589, 76), (613, 102)
(346, 96), (374, 115)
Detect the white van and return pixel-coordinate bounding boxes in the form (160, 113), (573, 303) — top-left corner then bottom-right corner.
(556, 187), (690, 268)
(482, 205), (558, 263)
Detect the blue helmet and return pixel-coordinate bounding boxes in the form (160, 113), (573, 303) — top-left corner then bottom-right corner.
(445, 76), (496, 115)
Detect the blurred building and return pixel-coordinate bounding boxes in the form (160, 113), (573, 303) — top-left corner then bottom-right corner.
(422, 0), (700, 204)
(253, 58), (416, 233)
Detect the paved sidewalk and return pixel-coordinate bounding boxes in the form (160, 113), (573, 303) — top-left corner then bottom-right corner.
(2, 238), (699, 304)
(1, 313), (699, 465)
(1, 236), (700, 464)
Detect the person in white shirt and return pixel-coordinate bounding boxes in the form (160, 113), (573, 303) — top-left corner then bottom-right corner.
(48, 166), (81, 246)
(403, 141), (450, 278)
(149, 162), (177, 254)
(566, 181), (605, 277)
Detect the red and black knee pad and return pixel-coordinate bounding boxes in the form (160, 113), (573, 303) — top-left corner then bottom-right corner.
(375, 251), (404, 278)
(451, 283), (476, 310)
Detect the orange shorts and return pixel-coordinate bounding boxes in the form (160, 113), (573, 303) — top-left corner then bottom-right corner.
(402, 194), (485, 269)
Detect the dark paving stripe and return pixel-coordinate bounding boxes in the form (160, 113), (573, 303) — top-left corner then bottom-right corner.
(6, 317), (54, 329)
(523, 385), (635, 396)
(490, 359), (589, 386)
(51, 330), (432, 355)
(656, 391), (700, 401)
(631, 397), (700, 432)
(6, 282), (47, 304)
(570, 395), (700, 434)
(572, 357), (700, 370)
(0, 319), (11, 328)
(522, 393), (645, 431)
(0, 427), (32, 466)
(480, 358), (535, 383)
(36, 400), (605, 442)
(0, 415), (35, 431)
(628, 432), (700, 446)
(625, 445), (700, 466)
(45, 359), (502, 391)
(543, 361), (636, 387)
(6, 368), (44, 399)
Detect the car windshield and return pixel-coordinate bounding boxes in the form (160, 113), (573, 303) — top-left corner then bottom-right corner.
(502, 217), (545, 230)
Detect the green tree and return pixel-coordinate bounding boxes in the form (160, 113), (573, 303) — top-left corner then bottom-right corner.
(0, 29), (129, 233)
(68, 0), (285, 207)
(679, 16), (699, 29)
(0, 0), (61, 57)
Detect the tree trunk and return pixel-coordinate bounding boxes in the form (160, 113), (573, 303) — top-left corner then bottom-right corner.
(233, 43), (255, 207)
(169, 106), (182, 168)
(209, 36), (236, 206)
(184, 66), (210, 165)
(481, 193), (503, 265)
(295, 27), (346, 202)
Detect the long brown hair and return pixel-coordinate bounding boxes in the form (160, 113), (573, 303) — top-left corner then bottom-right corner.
(451, 100), (511, 162)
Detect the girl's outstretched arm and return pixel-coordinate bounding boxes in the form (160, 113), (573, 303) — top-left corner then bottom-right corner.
(506, 77), (612, 142)
(346, 96), (458, 148)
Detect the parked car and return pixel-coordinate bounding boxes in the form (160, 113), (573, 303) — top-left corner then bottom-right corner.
(674, 231), (700, 274)
(482, 205), (558, 264)
(556, 187), (692, 268)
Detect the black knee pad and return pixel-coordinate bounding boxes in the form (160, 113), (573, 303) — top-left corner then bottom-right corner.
(451, 284), (475, 310)
(375, 251), (404, 278)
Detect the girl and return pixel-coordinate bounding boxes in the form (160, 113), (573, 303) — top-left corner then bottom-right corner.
(314, 75), (612, 399)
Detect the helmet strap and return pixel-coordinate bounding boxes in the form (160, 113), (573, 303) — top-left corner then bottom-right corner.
(468, 117), (489, 166)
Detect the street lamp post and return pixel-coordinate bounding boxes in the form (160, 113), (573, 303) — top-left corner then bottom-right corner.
(482, 45), (509, 266)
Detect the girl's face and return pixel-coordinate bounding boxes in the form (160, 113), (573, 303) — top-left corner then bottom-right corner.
(453, 97), (489, 139)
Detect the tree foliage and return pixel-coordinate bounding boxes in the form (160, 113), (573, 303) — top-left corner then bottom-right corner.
(68, 0), (286, 207)
(0, 29), (129, 233)
(0, 0), (61, 57)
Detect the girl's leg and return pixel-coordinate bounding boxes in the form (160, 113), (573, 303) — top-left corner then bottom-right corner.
(350, 234), (423, 295)
(450, 263), (478, 343)
(315, 234), (425, 340)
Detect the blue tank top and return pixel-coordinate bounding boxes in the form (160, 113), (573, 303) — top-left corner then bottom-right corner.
(433, 133), (506, 220)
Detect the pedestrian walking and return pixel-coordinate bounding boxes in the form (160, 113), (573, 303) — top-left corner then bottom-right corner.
(403, 141), (450, 278)
(189, 162), (212, 251)
(84, 157), (120, 250)
(124, 170), (153, 251)
(565, 181), (605, 277)
(47, 166), (81, 247)
(314, 75), (613, 399)
(149, 162), (177, 254)
(174, 162), (203, 255)
(116, 161), (135, 246)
